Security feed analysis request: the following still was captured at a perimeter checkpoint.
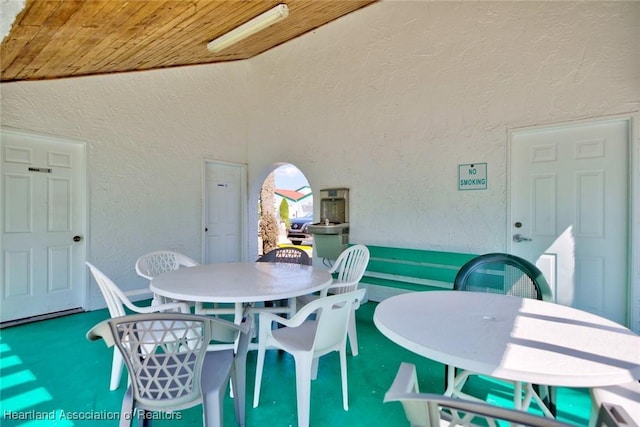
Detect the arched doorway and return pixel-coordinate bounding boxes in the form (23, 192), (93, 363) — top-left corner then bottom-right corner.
(258, 164), (312, 257)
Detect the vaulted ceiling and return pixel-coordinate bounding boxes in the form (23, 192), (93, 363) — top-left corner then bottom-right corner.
(1, 0), (377, 83)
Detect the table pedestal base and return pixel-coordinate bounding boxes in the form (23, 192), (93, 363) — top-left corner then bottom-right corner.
(445, 366), (555, 418)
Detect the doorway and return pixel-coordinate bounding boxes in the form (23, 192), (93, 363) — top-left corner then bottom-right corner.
(1, 128), (87, 323)
(258, 164), (312, 257)
(202, 160), (247, 264)
(508, 117), (630, 325)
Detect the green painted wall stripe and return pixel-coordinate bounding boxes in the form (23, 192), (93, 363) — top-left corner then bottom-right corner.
(360, 276), (443, 292)
(367, 260), (459, 283)
(366, 245), (476, 266)
(354, 244), (478, 290)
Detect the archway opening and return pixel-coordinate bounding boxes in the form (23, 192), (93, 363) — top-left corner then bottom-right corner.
(258, 164), (312, 257)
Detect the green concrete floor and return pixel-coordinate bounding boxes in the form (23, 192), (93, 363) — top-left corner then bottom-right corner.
(0, 301), (592, 426)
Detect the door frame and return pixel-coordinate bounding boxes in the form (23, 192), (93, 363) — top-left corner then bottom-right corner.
(0, 127), (89, 318)
(201, 159), (248, 263)
(506, 113), (639, 332)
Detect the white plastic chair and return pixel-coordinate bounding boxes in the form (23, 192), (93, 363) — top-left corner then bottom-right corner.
(86, 262), (190, 391)
(253, 289), (366, 427)
(589, 382), (640, 427)
(87, 312), (251, 427)
(297, 244), (370, 356)
(593, 402), (638, 427)
(135, 250), (199, 305)
(384, 362), (573, 427)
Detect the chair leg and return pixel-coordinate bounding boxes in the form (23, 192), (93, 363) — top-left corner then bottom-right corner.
(444, 365), (449, 393)
(547, 386), (557, 417)
(339, 348), (349, 411)
(588, 398), (599, 427)
(231, 351), (247, 427)
(201, 351), (235, 427)
(110, 349), (124, 391)
(252, 339), (267, 408)
(141, 411), (152, 427)
(202, 383), (226, 427)
(120, 385), (134, 427)
(347, 309), (359, 356)
(294, 354), (314, 427)
(311, 357), (319, 381)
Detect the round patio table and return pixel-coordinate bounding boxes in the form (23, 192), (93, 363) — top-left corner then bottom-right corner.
(374, 291), (640, 415)
(151, 261), (332, 321)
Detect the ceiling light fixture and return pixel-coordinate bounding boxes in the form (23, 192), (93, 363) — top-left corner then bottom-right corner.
(207, 4), (289, 53)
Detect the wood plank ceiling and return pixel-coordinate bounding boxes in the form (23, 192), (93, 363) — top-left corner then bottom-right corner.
(1, 0), (377, 83)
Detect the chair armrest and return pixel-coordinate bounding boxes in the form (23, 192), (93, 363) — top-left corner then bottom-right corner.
(596, 403), (638, 427)
(259, 309), (313, 329)
(178, 258), (199, 267)
(134, 256), (153, 280)
(235, 317), (253, 356)
(86, 320), (114, 346)
(124, 288), (153, 297)
(207, 316), (250, 343)
(125, 300), (191, 314)
(320, 280), (359, 298)
(385, 392), (572, 426)
(384, 362), (420, 402)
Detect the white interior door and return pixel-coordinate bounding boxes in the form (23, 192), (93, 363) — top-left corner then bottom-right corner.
(509, 118), (629, 325)
(1, 129), (86, 323)
(203, 160), (246, 263)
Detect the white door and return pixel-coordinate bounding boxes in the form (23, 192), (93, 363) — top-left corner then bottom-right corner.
(203, 161), (246, 263)
(509, 118), (629, 325)
(1, 129), (86, 322)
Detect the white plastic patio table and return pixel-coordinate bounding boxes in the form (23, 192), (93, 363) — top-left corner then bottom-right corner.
(374, 291), (640, 414)
(150, 261), (332, 322)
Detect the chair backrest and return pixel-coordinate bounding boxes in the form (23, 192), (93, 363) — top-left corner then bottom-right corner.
(296, 289), (366, 353)
(86, 262), (135, 318)
(256, 247), (311, 265)
(453, 253), (552, 301)
(87, 312), (244, 412)
(384, 362), (571, 427)
(135, 250), (199, 280)
(325, 244), (370, 294)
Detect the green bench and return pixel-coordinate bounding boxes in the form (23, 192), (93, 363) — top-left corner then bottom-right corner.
(359, 245), (477, 301)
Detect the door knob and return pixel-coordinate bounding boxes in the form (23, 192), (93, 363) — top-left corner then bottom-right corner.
(513, 233), (532, 243)
(73, 235), (82, 242)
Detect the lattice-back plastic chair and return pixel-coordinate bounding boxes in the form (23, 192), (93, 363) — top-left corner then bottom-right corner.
(87, 312), (251, 427)
(135, 250), (199, 305)
(253, 289), (366, 427)
(447, 253), (555, 416)
(297, 244), (370, 356)
(86, 262), (190, 391)
(255, 247), (312, 316)
(135, 250), (200, 279)
(385, 362), (572, 427)
(256, 247), (311, 265)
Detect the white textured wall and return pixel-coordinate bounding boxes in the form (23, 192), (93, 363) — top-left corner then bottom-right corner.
(1, 1), (639, 319)
(1, 64), (249, 308)
(247, 0), (640, 254)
